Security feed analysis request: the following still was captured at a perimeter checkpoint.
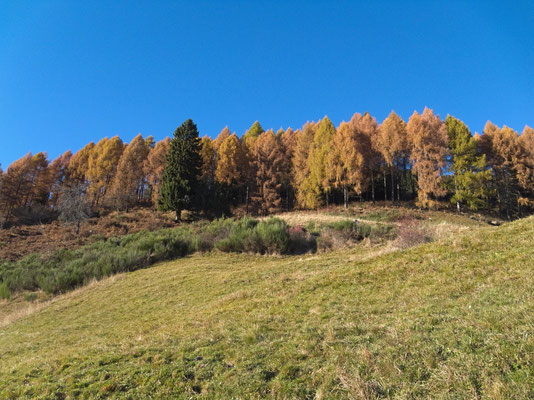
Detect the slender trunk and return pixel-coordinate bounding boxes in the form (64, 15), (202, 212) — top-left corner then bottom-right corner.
(75, 220), (80, 235)
(245, 185), (249, 215)
(175, 209), (181, 222)
(383, 173), (387, 201)
(343, 186), (348, 208)
(455, 181), (460, 213)
(286, 186), (290, 211)
(391, 165), (395, 204)
(402, 157), (407, 201)
(371, 172), (375, 203)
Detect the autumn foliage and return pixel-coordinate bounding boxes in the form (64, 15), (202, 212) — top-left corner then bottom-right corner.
(1, 110), (534, 227)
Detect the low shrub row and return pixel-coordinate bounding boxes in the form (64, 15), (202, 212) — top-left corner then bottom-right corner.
(0, 217), (395, 296)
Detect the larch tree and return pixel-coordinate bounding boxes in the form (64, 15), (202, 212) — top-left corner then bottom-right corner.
(253, 130), (284, 214)
(307, 116), (336, 207)
(279, 127), (297, 210)
(86, 136), (124, 207)
(0, 154), (35, 222)
(407, 108), (449, 208)
(243, 121), (264, 141)
(378, 111), (410, 202)
(26, 152), (52, 207)
(214, 133), (243, 186)
(518, 126), (534, 203)
(68, 142), (95, 186)
(144, 137), (170, 206)
(48, 151), (73, 207)
(145, 135), (155, 149)
(293, 122), (317, 209)
(445, 116), (492, 211)
(109, 134), (150, 210)
(350, 113), (381, 202)
(199, 136), (217, 209)
(213, 126), (231, 151)
(478, 122), (524, 219)
(241, 121), (264, 213)
(158, 119), (202, 221)
(0, 153), (51, 223)
(327, 121), (366, 208)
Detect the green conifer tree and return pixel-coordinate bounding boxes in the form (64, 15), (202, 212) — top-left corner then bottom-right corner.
(158, 119), (202, 221)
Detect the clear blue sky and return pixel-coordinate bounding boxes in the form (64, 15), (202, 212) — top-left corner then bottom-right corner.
(1, 1), (533, 168)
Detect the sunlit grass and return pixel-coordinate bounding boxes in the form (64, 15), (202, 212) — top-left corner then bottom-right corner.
(0, 217), (532, 398)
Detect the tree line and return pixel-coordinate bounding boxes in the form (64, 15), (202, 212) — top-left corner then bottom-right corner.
(1, 107), (533, 226)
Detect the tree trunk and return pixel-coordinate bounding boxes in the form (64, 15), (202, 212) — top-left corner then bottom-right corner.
(371, 172), (375, 203)
(343, 187), (348, 209)
(402, 157), (407, 201)
(384, 173), (387, 201)
(455, 181), (460, 213)
(75, 221), (80, 235)
(175, 209), (181, 222)
(391, 165), (395, 203)
(245, 185), (249, 215)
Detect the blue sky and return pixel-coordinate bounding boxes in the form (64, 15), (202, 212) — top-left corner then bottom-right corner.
(1, 1), (533, 167)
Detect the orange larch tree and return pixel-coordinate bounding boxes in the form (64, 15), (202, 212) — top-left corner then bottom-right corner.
(143, 137), (170, 206)
(378, 111), (410, 202)
(293, 122), (317, 209)
(327, 121), (367, 208)
(86, 136), (124, 207)
(253, 130), (285, 214)
(109, 134), (150, 210)
(407, 107), (449, 208)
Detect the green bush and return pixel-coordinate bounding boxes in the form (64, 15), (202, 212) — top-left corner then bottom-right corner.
(327, 219), (396, 241)
(256, 218), (289, 254)
(214, 217), (288, 254)
(0, 281), (11, 300)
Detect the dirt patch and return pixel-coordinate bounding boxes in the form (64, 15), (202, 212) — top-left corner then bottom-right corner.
(0, 208), (176, 262)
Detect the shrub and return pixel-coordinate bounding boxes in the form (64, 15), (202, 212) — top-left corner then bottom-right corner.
(326, 220), (371, 241)
(0, 281), (11, 300)
(316, 235), (334, 252)
(288, 226), (316, 254)
(24, 292), (38, 302)
(215, 218), (289, 254)
(395, 218), (432, 249)
(255, 218), (290, 254)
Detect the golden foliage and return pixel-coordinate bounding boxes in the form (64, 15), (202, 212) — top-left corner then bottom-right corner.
(144, 137), (170, 204)
(407, 107), (449, 208)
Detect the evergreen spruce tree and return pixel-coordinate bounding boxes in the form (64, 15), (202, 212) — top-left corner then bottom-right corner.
(158, 119), (202, 221)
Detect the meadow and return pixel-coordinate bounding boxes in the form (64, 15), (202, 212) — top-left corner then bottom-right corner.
(0, 211), (532, 398)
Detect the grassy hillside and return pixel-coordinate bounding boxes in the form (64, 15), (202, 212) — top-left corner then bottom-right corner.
(0, 217), (533, 399)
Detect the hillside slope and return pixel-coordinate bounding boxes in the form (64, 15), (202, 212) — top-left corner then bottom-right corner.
(0, 218), (533, 399)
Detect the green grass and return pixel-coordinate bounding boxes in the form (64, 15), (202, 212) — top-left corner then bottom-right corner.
(0, 217), (533, 398)
(0, 217), (300, 295)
